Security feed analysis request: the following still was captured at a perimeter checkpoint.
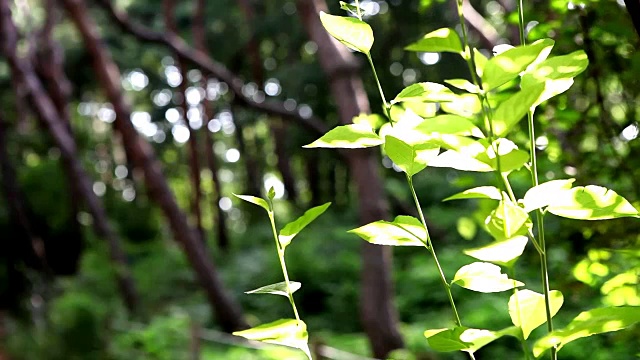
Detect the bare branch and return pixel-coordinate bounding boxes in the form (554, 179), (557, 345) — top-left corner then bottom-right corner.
(95, 0), (329, 136)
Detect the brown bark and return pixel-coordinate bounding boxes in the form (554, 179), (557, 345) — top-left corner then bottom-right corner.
(234, 0), (299, 203)
(163, 0), (206, 243)
(0, 0), (139, 312)
(192, 0), (230, 249)
(61, 0), (247, 332)
(295, 1), (404, 358)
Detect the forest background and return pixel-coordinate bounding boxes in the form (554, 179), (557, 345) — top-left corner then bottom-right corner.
(0, 0), (639, 359)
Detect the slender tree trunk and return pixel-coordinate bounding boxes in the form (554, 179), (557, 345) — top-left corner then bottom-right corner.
(235, 0), (299, 203)
(0, 0), (140, 312)
(61, 0), (247, 331)
(295, 1), (404, 358)
(193, 0), (230, 249)
(163, 0), (206, 243)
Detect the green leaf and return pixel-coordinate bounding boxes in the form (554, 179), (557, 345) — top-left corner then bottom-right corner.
(424, 328), (470, 352)
(415, 114), (484, 138)
(474, 49), (488, 78)
(392, 82), (457, 104)
(319, 12), (373, 53)
(485, 200), (530, 240)
(482, 39), (555, 90)
(235, 194), (269, 212)
(478, 138), (529, 173)
(532, 78), (575, 106)
(441, 93), (483, 117)
(523, 50), (589, 83)
(430, 150), (494, 172)
(445, 79), (479, 93)
(491, 84), (545, 136)
(424, 326), (519, 353)
(547, 185), (640, 220)
(352, 113), (386, 130)
(339, 1), (362, 17)
(303, 124), (382, 148)
(279, 203), (331, 248)
(405, 28), (463, 53)
(509, 289), (564, 340)
(233, 319), (311, 359)
(444, 186), (502, 201)
(384, 135), (440, 177)
(246, 281), (302, 297)
(464, 235), (528, 267)
(452, 262), (524, 293)
(349, 215), (426, 246)
(522, 179), (576, 212)
(533, 306), (640, 357)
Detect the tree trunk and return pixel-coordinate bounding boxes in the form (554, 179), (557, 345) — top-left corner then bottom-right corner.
(61, 0), (247, 332)
(0, 0), (139, 312)
(192, 0), (230, 249)
(163, 0), (206, 243)
(295, 1), (404, 358)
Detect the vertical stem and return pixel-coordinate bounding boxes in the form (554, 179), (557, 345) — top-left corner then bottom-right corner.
(408, 176), (462, 327)
(267, 210), (301, 322)
(517, 0), (557, 354)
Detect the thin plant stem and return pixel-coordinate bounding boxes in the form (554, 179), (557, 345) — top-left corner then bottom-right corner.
(408, 176), (462, 327)
(267, 210), (301, 322)
(366, 53), (391, 120)
(517, 0), (557, 354)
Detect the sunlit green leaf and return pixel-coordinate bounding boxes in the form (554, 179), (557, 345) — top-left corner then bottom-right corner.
(441, 93), (483, 117)
(533, 306), (640, 357)
(482, 39), (555, 90)
(547, 185), (640, 220)
(349, 215), (426, 246)
(452, 262), (524, 293)
(424, 328), (470, 352)
(339, 1), (362, 17)
(478, 138), (529, 173)
(533, 78), (575, 106)
(485, 200), (530, 240)
(303, 124), (382, 148)
(522, 179), (576, 212)
(430, 150), (493, 172)
(424, 326), (519, 353)
(509, 289), (564, 339)
(384, 135), (440, 177)
(415, 114), (485, 138)
(474, 49), (488, 77)
(319, 12), (374, 53)
(246, 281), (302, 297)
(405, 28), (463, 53)
(491, 84), (545, 136)
(444, 186), (502, 201)
(352, 113), (386, 130)
(279, 203), (331, 248)
(523, 50), (589, 83)
(235, 194), (269, 212)
(445, 78), (479, 93)
(392, 82), (457, 104)
(233, 319), (311, 359)
(464, 235), (528, 267)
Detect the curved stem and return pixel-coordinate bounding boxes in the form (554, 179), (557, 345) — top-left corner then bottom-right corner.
(408, 175), (462, 327)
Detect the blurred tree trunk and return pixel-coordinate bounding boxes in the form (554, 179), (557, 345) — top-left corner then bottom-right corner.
(0, 0), (140, 312)
(61, 0), (248, 332)
(295, 1), (404, 358)
(233, 118), (263, 196)
(193, 0), (230, 250)
(163, 0), (206, 243)
(235, 0), (299, 203)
